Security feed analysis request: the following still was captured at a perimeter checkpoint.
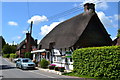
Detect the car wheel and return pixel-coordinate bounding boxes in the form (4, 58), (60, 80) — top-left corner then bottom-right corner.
(21, 65), (25, 70)
(16, 64), (19, 68)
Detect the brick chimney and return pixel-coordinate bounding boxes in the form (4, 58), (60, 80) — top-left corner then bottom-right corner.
(84, 3), (95, 12)
(35, 39), (37, 46)
(26, 32), (31, 52)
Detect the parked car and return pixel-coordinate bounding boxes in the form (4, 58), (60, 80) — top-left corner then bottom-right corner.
(16, 58), (35, 70)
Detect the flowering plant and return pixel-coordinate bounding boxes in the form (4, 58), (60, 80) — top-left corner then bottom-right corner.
(48, 64), (56, 70)
(50, 64), (56, 66)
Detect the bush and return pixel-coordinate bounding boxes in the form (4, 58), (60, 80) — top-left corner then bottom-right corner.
(40, 59), (50, 69)
(3, 54), (10, 58)
(10, 53), (17, 58)
(58, 67), (65, 72)
(73, 46), (120, 79)
(24, 52), (32, 58)
(54, 66), (65, 72)
(49, 64), (56, 70)
(55, 66), (59, 71)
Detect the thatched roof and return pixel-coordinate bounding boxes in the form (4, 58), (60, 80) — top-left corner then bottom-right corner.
(38, 10), (112, 49)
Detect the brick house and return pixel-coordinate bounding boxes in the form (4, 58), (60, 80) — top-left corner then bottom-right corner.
(16, 22), (37, 58)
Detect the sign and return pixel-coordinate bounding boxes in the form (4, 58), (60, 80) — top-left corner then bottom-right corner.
(65, 51), (72, 58)
(41, 53), (46, 56)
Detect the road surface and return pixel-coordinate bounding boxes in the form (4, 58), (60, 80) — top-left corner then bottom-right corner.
(0, 56), (83, 80)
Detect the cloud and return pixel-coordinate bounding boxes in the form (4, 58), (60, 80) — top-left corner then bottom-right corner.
(113, 14), (120, 21)
(82, 0), (108, 10)
(8, 21), (18, 26)
(37, 40), (41, 44)
(22, 30), (28, 34)
(27, 15), (48, 24)
(40, 21), (61, 35)
(17, 36), (21, 39)
(9, 42), (17, 45)
(97, 11), (113, 28)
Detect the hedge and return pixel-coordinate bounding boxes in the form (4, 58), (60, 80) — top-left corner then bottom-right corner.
(10, 53), (17, 58)
(73, 46), (120, 79)
(3, 54), (10, 58)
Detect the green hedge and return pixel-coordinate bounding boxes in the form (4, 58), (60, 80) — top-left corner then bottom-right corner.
(10, 53), (17, 58)
(3, 54), (10, 58)
(73, 46), (120, 79)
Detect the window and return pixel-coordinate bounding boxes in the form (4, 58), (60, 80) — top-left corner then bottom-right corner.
(54, 56), (57, 61)
(65, 58), (68, 62)
(23, 45), (26, 48)
(70, 58), (72, 62)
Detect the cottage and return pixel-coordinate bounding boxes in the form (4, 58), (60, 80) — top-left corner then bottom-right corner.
(33, 3), (112, 70)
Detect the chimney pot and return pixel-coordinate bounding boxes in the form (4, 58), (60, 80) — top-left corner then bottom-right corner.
(84, 3), (95, 12)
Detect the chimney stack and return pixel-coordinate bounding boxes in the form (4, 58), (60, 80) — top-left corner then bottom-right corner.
(84, 3), (95, 12)
(30, 21), (33, 35)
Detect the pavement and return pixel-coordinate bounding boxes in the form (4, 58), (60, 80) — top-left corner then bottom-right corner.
(0, 56), (96, 80)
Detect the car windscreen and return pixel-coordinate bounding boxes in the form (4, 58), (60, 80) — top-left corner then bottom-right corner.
(22, 59), (31, 63)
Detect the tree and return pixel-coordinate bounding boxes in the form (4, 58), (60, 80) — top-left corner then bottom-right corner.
(2, 44), (16, 54)
(117, 29), (120, 37)
(0, 36), (6, 48)
(2, 44), (11, 54)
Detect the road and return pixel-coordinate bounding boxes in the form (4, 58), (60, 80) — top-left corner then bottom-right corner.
(0, 56), (82, 80)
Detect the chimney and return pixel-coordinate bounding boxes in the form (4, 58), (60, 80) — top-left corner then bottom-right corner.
(30, 21), (33, 35)
(26, 32), (31, 52)
(35, 39), (37, 46)
(26, 32), (30, 41)
(84, 3), (95, 12)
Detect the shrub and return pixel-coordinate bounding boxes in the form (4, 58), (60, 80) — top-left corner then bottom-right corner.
(55, 66), (59, 71)
(58, 67), (65, 72)
(10, 53), (17, 58)
(3, 54), (10, 58)
(40, 59), (50, 69)
(24, 52), (32, 58)
(73, 46), (120, 79)
(55, 66), (65, 72)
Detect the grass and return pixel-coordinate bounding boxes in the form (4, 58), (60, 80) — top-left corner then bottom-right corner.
(63, 72), (95, 78)
(63, 72), (110, 80)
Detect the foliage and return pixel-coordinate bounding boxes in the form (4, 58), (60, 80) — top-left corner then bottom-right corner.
(24, 52), (32, 58)
(2, 44), (16, 54)
(63, 72), (96, 79)
(10, 53), (17, 58)
(117, 29), (120, 37)
(58, 67), (65, 72)
(40, 59), (50, 69)
(3, 54), (10, 58)
(48, 64), (56, 70)
(54, 66), (65, 72)
(0, 36), (6, 48)
(73, 46), (120, 79)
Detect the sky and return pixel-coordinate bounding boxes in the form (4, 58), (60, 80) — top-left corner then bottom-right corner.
(1, 0), (120, 45)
